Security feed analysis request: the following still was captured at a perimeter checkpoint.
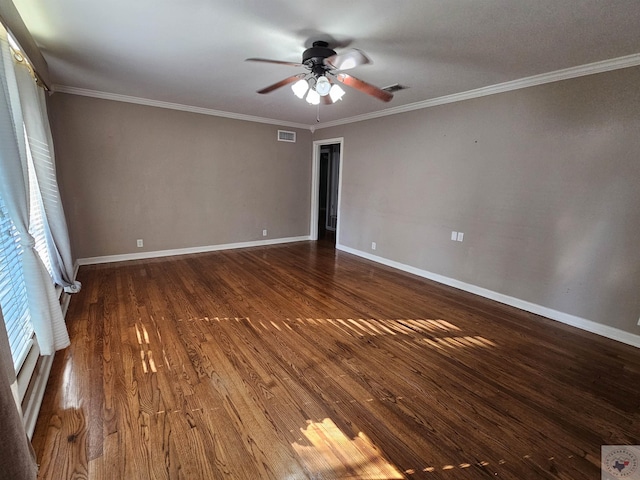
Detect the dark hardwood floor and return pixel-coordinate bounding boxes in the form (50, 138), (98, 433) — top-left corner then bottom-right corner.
(32, 241), (640, 479)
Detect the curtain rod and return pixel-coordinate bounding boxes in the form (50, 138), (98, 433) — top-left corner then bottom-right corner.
(0, 0), (51, 90)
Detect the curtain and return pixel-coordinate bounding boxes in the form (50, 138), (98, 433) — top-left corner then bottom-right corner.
(0, 24), (70, 355)
(0, 309), (38, 480)
(14, 54), (81, 293)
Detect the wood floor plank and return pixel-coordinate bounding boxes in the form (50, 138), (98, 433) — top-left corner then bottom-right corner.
(32, 241), (640, 479)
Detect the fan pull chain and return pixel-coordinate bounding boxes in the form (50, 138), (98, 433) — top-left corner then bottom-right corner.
(317, 104), (321, 123)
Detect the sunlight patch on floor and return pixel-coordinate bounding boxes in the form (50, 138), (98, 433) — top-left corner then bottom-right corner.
(169, 316), (497, 351)
(423, 335), (496, 350)
(135, 322), (157, 374)
(292, 418), (404, 479)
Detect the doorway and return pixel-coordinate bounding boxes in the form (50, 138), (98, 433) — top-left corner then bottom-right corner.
(310, 138), (343, 245)
(318, 144), (340, 243)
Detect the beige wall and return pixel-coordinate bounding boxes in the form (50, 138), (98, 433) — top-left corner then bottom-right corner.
(50, 67), (640, 335)
(315, 67), (640, 335)
(50, 93), (312, 259)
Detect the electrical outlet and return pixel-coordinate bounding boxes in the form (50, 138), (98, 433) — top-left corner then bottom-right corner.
(457, 232), (464, 242)
(136, 239), (143, 248)
(262, 229), (267, 237)
(451, 231), (458, 241)
(371, 242), (376, 250)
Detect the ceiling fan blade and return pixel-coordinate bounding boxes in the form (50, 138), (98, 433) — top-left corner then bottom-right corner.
(246, 58), (303, 67)
(324, 49), (371, 70)
(257, 74), (305, 94)
(335, 73), (393, 102)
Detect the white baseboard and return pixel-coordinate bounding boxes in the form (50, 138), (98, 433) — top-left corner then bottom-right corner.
(337, 244), (640, 349)
(77, 235), (311, 265)
(22, 353), (54, 439)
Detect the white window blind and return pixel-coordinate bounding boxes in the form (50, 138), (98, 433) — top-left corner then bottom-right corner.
(26, 127), (53, 276)
(0, 193), (33, 370)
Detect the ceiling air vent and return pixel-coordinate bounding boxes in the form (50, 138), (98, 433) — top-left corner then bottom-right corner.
(382, 83), (409, 93)
(278, 130), (296, 143)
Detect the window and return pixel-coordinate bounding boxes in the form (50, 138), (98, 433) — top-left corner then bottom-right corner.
(0, 192), (34, 370)
(0, 105), (56, 376)
(0, 36), (58, 373)
(0, 128), (56, 372)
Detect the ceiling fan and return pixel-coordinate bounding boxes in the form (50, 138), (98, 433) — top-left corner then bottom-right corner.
(246, 41), (393, 105)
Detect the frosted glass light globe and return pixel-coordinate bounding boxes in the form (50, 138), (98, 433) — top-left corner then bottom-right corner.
(315, 76), (331, 96)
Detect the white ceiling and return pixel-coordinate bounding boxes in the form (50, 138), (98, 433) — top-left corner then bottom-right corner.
(12, 0), (640, 128)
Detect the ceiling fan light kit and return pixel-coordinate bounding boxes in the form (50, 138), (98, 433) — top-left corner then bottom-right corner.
(305, 88), (320, 105)
(291, 78), (309, 99)
(247, 40), (393, 105)
(329, 84), (345, 102)
(315, 75), (331, 96)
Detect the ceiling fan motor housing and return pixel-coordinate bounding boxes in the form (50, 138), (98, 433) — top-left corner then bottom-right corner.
(302, 41), (336, 74)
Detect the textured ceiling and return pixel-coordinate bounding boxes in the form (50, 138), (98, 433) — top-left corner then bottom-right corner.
(11, 0), (640, 127)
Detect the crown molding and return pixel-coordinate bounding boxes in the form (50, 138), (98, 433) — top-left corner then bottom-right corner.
(314, 53), (640, 130)
(53, 53), (640, 131)
(52, 85), (311, 130)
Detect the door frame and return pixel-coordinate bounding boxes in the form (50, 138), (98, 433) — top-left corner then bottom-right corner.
(310, 137), (344, 243)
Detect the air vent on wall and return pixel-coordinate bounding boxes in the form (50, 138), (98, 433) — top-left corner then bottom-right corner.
(278, 130), (296, 143)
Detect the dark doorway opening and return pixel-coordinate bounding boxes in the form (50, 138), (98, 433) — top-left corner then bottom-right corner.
(317, 144), (340, 245)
